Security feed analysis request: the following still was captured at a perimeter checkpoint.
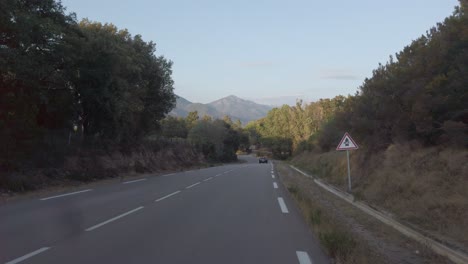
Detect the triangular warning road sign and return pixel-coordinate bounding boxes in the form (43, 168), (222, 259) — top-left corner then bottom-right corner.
(336, 132), (359, 150)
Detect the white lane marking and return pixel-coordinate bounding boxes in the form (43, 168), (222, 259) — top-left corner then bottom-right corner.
(85, 206), (144, 232)
(163, 173), (175, 177)
(296, 251), (313, 264)
(203, 177), (213, 182)
(277, 197), (289, 213)
(155, 191), (181, 202)
(272, 174), (275, 178)
(122, 178), (147, 184)
(273, 182), (278, 189)
(185, 182), (201, 189)
(271, 170), (274, 173)
(6, 247), (51, 264)
(214, 173), (222, 177)
(40, 189), (92, 201)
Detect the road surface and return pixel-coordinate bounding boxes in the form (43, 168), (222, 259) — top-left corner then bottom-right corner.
(0, 155), (329, 264)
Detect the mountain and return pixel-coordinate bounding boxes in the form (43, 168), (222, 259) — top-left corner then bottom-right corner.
(208, 95), (273, 123)
(170, 95), (273, 124)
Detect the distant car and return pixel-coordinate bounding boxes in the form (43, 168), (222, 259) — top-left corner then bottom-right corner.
(259, 157), (268, 163)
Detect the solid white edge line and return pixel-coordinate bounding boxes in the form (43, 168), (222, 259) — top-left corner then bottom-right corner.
(203, 177), (213, 182)
(185, 182), (201, 189)
(155, 190), (181, 202)
(5, 247), (51, 264)
(273, 182), (278, 189)
(163, 173), (175, 177)
(277, 197), (289, 213)
(85, 206), (144, 232)
(122, 178), (147, 184)
(296, 251), (313, 264)
(40, 189), (92, 201)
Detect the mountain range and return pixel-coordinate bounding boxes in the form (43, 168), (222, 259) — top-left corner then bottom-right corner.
(169, 95), (273, 124)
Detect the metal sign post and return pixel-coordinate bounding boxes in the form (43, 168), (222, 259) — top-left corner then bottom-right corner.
(346, 150), (351, 192)
(336, 132), (358, 193)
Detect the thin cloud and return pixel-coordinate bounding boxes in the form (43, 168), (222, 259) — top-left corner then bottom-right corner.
(319, 69), (360, 80)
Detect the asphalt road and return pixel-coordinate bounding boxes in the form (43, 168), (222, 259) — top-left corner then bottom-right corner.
(1, 155), (329, 264)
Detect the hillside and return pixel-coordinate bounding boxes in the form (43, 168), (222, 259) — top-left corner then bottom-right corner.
(170, 95), (273, 124)
(247, 1), (468, 258)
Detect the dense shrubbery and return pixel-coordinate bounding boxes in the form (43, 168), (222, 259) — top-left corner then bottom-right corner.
(158, 112), (246, 162)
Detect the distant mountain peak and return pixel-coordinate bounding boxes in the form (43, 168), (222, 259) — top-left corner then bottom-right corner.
(170, 94), (273, 124)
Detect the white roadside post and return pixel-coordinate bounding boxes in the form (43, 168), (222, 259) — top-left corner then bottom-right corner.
(336, 132), (359, 192)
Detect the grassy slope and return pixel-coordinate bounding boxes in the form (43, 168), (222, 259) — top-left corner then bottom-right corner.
(291, 145), (468, 251)
(277, 163), (451, 264)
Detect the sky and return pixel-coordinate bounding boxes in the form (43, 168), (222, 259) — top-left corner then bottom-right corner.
(61, 0), (459, 105)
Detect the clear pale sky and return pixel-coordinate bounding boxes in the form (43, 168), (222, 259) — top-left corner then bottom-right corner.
(61, 0), (459, 105)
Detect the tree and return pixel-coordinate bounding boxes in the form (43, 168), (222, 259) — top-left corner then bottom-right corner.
(160, 116), (188, 139)
(72, 20), (175, 145)
(0, 0), (79, 162)
(188, 119), (239, 161)
(185, 111), (199, 130)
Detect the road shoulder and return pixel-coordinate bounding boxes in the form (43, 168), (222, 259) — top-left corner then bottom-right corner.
(276, 162), (452, 264)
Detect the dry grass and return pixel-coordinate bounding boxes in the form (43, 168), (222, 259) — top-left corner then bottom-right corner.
(278, 163), (453, 264)
(290, 145), (468, 251)
(1, 143), (205, 193)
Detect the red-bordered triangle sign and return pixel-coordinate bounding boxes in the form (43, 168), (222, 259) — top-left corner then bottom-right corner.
(336, 132), (359, 150)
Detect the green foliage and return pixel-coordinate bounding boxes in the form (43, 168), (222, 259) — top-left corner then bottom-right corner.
(160, 116), (188, 139)
(319, 230), (356, 259)
(248, 2), (467, 153)
(187, 119), (240, 162)
(317, 3), (468, 151)
(0, 0), (78, 161)
(309, 208), (322, 225)
(185, 111), (199, 130)
(0, 1), (176, 167)
(247, 96), (347, 155)
(74, 20), (175, 145)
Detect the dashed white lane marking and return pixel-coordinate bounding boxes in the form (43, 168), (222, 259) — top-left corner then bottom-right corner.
(203, 177), (213, 182)
(272, 174), (275, 178)
(273, 182), (278, 189)
(122, 178), (147, 184)
(277, 197), (289, 213)
(163, 173), (175, 177)
(85, 206), (144, 232)
(155, 191), (181, 202)
(271, 170), (274, 173)
(296, 251), (313, 264)
(5, 247), (51, 264)
(214, 173), (222, 177)
(185, 182), (201, 189)
(40, 189), (92, 201)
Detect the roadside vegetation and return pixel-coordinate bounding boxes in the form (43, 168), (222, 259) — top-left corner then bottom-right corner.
(250, 0), (468, 255)
(278, 163), (452, 264)
(0, 1), (246, 193)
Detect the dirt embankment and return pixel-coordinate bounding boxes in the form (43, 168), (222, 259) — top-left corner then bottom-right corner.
(290, 144), (468, 256)
(277, 163), (453, 264)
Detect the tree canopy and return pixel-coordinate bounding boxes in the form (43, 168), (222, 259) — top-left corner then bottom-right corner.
(1, 0), (176, 164)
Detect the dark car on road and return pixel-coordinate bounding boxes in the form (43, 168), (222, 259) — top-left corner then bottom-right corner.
(259, 157), (268, 163)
